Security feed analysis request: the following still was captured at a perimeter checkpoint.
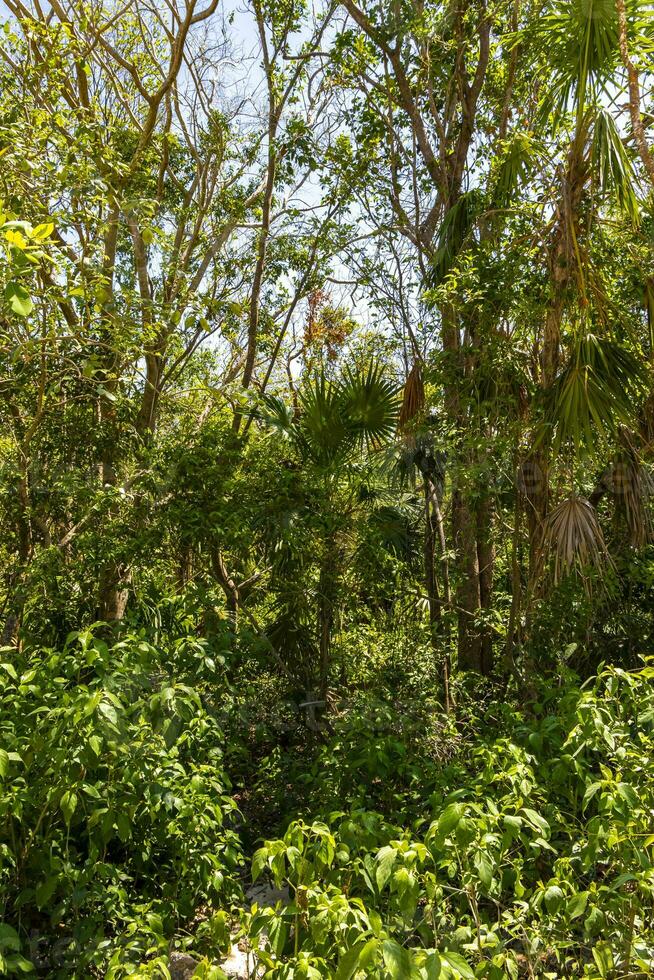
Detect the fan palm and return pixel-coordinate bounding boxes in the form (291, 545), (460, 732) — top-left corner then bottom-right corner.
(257, 362), (400, 710)
(544, 493), (614, 587)
(545, 332), (646, 452)
(516, 0), (648, 597)
(261, 362), (400, 470)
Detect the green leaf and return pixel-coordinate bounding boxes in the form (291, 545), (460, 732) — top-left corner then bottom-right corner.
(615, 782), (638, 808)
(592, 943), (614, 978)
(4, 281), (33, 316)
(115, 812), (131, 842)
(251, 847), (268, 882)
(0, 750), (8, 778)
(60, 790), (78, 826)
(583, 781), (602, 809)
(441, 950), (475, 978)
(335, 940), (378, 980)
(544, 884), (565, 914)
(520, 808), (550, 837)
(375, 845), (398, 890)
(567, 891), (588, 920)
(474, 850), (493, 890)
(584, 905), (606, 937)
(268, 918), (288, 957)
(98, 700), (119, 726)
(35, 876), (58, 909)
(0, 924), (20, 951)
(382, 939), (411, 979)
(32, 222), (54, 240)
(438, 803), (463, 836)
(424, 952), (442, 979)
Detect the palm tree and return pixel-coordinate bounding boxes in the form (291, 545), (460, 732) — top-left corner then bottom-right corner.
(259, 362), (399, 708)
(519, 0), (647, 589)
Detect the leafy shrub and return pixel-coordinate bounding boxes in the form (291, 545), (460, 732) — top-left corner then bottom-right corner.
(245, 664), (654, 978)
(0, 627), (243, 976)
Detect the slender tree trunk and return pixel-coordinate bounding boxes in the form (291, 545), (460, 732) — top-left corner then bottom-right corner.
(476, 490), (494, 674)
(318, 553), (335, 702)
(441, 303), (485, 671)
(615, 0), (654, 188)
(428, 480), (451, 606)
(424, 478), (453, 710)
(211, 547), (240, 624)
(423, 478), (441, 629)
(453, 483), (483, 670)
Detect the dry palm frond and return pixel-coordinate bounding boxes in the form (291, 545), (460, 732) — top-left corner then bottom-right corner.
(398, 361), (425, 438)
(544, 494), (614, 586)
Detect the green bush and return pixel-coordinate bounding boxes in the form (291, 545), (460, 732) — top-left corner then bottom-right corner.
(245, 664), (654, 978)
(0, 628), (243, 976)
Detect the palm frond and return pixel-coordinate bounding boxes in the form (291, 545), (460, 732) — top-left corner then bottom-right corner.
(544, 494), (614, 584)
(398, 360), (425, 433)
(338, 362), (400, 451)
(431, 191), (481, 285)
(591, 108), (640, 224)
(546, 332), (646, 452)
(257, 393), (295, 439)
(528, 0), (623, 122)
(296, 374), (350, 466)
(492, 132), (544, 208)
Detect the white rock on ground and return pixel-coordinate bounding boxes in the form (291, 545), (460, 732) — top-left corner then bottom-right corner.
(221, 942), (262, 979)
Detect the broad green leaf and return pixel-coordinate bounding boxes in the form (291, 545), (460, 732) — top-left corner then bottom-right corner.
(567, 891), (588, 920)
(376, 845), (397, 890)
(544, 884), (564, 914)
(382, 939), (411, 979)
(0, 924), (20, 951)
(441, 950), (475, 978)
(60, 790), (78, 826)
(4, 281), (32, 316)
(35, 876), (57, 909)
(438, 803), (463, 836)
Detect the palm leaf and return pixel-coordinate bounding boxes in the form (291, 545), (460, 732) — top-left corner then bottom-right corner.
(544, 494), (614, 584)
(591, 108), (640, 224)
(527, 0), (623, 122)
(337, 362), (400, 451)
(296, 373), (351, 466)
(258, 393), (295, 439)
(430, 191), (481, 286)
(492, 131), (545, 209)
(545, 332), (646, 452)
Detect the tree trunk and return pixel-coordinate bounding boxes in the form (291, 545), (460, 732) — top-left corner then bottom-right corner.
(211, 547), (240, 624)
(476, 491), (494, 674)
(317, 554), (335, 701)
(453, 484), (483, 671)
(98, 564), (131, 622)
(424, 478), (453, 709)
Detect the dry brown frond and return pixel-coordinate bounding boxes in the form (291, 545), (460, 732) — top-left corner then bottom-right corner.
(398, 361), (425, 436)
(544, 494), (614, 587)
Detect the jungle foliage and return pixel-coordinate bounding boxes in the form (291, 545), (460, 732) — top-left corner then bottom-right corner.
(1, 0), (654, 975)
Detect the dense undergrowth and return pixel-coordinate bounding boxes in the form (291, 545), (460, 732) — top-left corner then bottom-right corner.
(2, 617), (653, 978)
